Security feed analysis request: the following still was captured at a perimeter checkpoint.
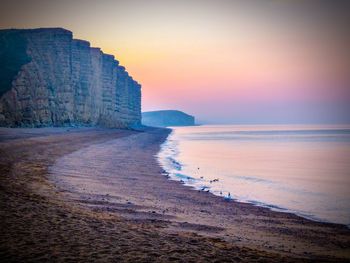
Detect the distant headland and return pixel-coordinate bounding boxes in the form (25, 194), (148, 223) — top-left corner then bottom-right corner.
(142, 110), (195, 127)
(0, 28), (141, 128)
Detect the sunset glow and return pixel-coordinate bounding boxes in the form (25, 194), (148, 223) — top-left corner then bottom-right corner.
(1, 0), (349, 123)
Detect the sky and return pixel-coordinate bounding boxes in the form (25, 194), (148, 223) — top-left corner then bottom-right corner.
(1, 0), (349, 124)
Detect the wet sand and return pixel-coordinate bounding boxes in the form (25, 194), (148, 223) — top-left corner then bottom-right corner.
(0, 127), (349, 262)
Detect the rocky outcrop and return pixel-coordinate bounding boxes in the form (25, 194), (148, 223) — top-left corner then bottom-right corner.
(142, 110), (195, 127)
(0, 28), (141, 128)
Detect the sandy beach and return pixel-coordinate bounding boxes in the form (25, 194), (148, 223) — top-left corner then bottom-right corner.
(0, 127), (349, 262)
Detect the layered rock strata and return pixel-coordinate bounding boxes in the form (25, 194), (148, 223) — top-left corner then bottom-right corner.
(0, 28), (141, 128)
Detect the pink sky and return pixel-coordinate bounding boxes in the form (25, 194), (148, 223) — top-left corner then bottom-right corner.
(1, 0), (349, 123)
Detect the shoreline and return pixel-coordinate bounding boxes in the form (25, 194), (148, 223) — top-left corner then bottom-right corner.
(160, 159), (348, 229)
(158, 127), (350, 228)
(1, 127), (349, 262)
(158, 131), (350, 231)
(162, 166), (348, 229)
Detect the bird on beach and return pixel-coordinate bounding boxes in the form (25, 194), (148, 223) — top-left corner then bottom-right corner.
(224, 192), (232, 201)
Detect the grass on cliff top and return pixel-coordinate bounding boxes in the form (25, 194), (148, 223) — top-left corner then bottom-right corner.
(0, 31), (31, 97)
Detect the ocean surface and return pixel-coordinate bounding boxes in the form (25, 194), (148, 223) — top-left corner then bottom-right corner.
(158, 124), (350, 225)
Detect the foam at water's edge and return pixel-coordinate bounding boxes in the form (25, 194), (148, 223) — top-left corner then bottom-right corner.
(158, 130), (252, 201)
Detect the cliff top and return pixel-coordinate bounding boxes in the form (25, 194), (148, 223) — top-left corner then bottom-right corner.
(72, 39), (91, 47)
(0, 27), (72, 35)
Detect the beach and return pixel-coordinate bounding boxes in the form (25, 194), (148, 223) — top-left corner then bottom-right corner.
(0, 127), (349, 262)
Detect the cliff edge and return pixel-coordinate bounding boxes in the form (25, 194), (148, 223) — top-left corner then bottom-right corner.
(0, 28), (141, 128)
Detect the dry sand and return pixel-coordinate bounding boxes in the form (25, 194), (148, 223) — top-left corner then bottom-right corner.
(0, 127), (349, 262)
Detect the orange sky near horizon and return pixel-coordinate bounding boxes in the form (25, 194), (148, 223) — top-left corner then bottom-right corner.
(1, 0), (349, 123)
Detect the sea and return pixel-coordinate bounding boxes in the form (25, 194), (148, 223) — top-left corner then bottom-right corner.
(158, 124), (350, 226)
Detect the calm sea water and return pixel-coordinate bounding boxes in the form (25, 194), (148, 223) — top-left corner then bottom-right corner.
(158, 124), (350, 225)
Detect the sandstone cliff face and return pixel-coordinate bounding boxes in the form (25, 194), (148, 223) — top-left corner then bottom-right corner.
(0, 28), (141, 128)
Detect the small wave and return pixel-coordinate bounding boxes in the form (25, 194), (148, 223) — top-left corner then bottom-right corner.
(173, 173), (194, 180)
(233, 175), (323, 197)
(167, 157), (182, 171)
(158, 131), (183, 172)
(234, 175), (274, 184)
(184, 128), (350, 137)
(180, 128), (350, 142)
(242, 199), (328, 223)
(247, 200), (288, 211)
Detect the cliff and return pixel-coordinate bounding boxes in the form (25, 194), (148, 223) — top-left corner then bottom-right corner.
(142, 110), (195, 127)
(0, 28), (141, 128)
